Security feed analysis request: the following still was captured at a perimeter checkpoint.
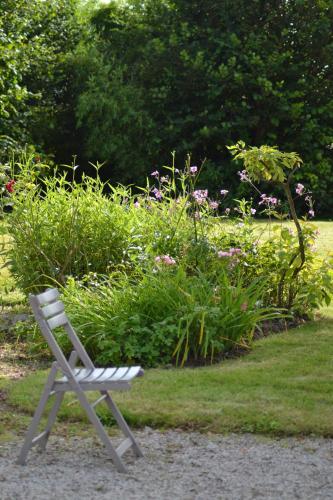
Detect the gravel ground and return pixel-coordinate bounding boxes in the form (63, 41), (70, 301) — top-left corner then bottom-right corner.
(0, 429), (333, 500)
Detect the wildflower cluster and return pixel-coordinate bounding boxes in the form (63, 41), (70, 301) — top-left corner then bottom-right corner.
(295, 182), (315, 218)
(192, 189), (208, 205)
(155, 254), (176, 266)
(217, 248), (243, 258)
(258, 194), (279, 206)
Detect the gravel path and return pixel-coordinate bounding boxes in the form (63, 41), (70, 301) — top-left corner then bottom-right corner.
(0, 429), (333, 500)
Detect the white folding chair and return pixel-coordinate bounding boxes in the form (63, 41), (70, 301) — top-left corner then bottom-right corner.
(17, 288), (144, 473)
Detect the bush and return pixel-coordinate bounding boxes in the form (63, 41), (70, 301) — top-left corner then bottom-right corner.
(75, 0), (333, 215)
(7, 169), (133, 291)
(6, 146), (333, 366)
(58, 266), (278, 367)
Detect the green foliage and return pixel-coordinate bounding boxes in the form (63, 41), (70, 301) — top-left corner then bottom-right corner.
(5, 152), (333, 368)
(58, 266), (278, 367)
(76, 59), (155, 183)
(0, 0), (80, 150)
(74, 0), (333, 212)
(228, 142), (303, 183)
(7, 307), (333, 436)
(6, 168), (133, 291)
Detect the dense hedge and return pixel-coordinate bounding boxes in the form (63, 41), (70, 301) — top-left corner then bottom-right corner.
(74, 0), (333, 214)
(0, 0), (79, 157)
(1, 0), (333, 214)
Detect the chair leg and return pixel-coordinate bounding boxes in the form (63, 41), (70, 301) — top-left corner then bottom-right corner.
(17, 363), (58, 465)
(73, 387), (128, 473)
(102, 390), (143, 458)
(38, 351), (77, 452)
(38, 392), (64, 452)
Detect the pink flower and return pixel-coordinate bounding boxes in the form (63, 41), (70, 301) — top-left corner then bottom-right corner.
(240, 302), (248, 311)
(151, 170), (159, 178)
(164, 255), (176, 265)
(134, 201), (140, 208)
(238, 170), (249, 182)
(308, 209), (315, 218)
(190, 166), (198, 175)
(193, 189), (208, 204)
(295, 183), (304, 195)
(209, 201), (219, 210)
(155, 255), (176, 266)
(152, 187), (162, 199)
(220, 189), (229, 196)
(259, 194), (279, 206)
(218, 251), (231, 258)
(229, 248), (242, 255)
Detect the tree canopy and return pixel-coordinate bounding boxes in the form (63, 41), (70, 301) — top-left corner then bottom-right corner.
(75, 0), (333, 212)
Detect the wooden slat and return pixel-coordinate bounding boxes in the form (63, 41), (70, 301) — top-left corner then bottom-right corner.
(81, 368), (106, 383)
(47, 312), (68, 330)
(91, 368), (118, 382)
(116, 438), (133, 457)
(41, 300), (65, 319)
(120, 366), (142, 381)
(91, 394), (107, 408)
(108, 367), (130, 381)
(31, 430), (48, 446)
(58, 367), (142, 383)
(53, 381), (131, 392)
(36, 288), (59, 306)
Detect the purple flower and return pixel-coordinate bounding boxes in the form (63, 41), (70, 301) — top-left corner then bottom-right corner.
(218, 251), (231, 258)
(238, 170), (249, 182)
(190, 166), (198, 175)
(308, 209), (315, 218)
(229, 247), (242, 255)
(155, 255), (176, 266)
(209, 201), (219, 210)
(220, 189), (229, 196)
(250, 208), (256, 215)
(193, 189), (208, 204)
(259, 194), (279, 206)
(151, 170), (159, 178)
(152, 187), (162, 199)
(134, 201), (140, 208)
(295, 183), (304, 196)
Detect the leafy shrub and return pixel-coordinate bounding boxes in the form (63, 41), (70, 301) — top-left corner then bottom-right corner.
(75, 0), (333, 215)
(5, 146), (333, 368)
(7, 169), (133, 291)
(59, 266), (279, 367)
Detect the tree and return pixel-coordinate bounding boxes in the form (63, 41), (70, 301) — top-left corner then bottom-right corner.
(0, 0), (80, 155)
(76, 0), (333, 213)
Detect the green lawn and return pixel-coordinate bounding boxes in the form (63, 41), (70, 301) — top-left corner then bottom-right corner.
(253, 219), (333, 256)
(2, 304), (333, 437)
(0, 220), (333, 440)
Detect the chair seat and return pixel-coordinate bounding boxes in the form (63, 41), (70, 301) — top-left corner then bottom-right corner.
(54, 366), (144, 391)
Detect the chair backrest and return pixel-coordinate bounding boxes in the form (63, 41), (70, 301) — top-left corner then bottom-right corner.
(30, 288), (94, 373)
